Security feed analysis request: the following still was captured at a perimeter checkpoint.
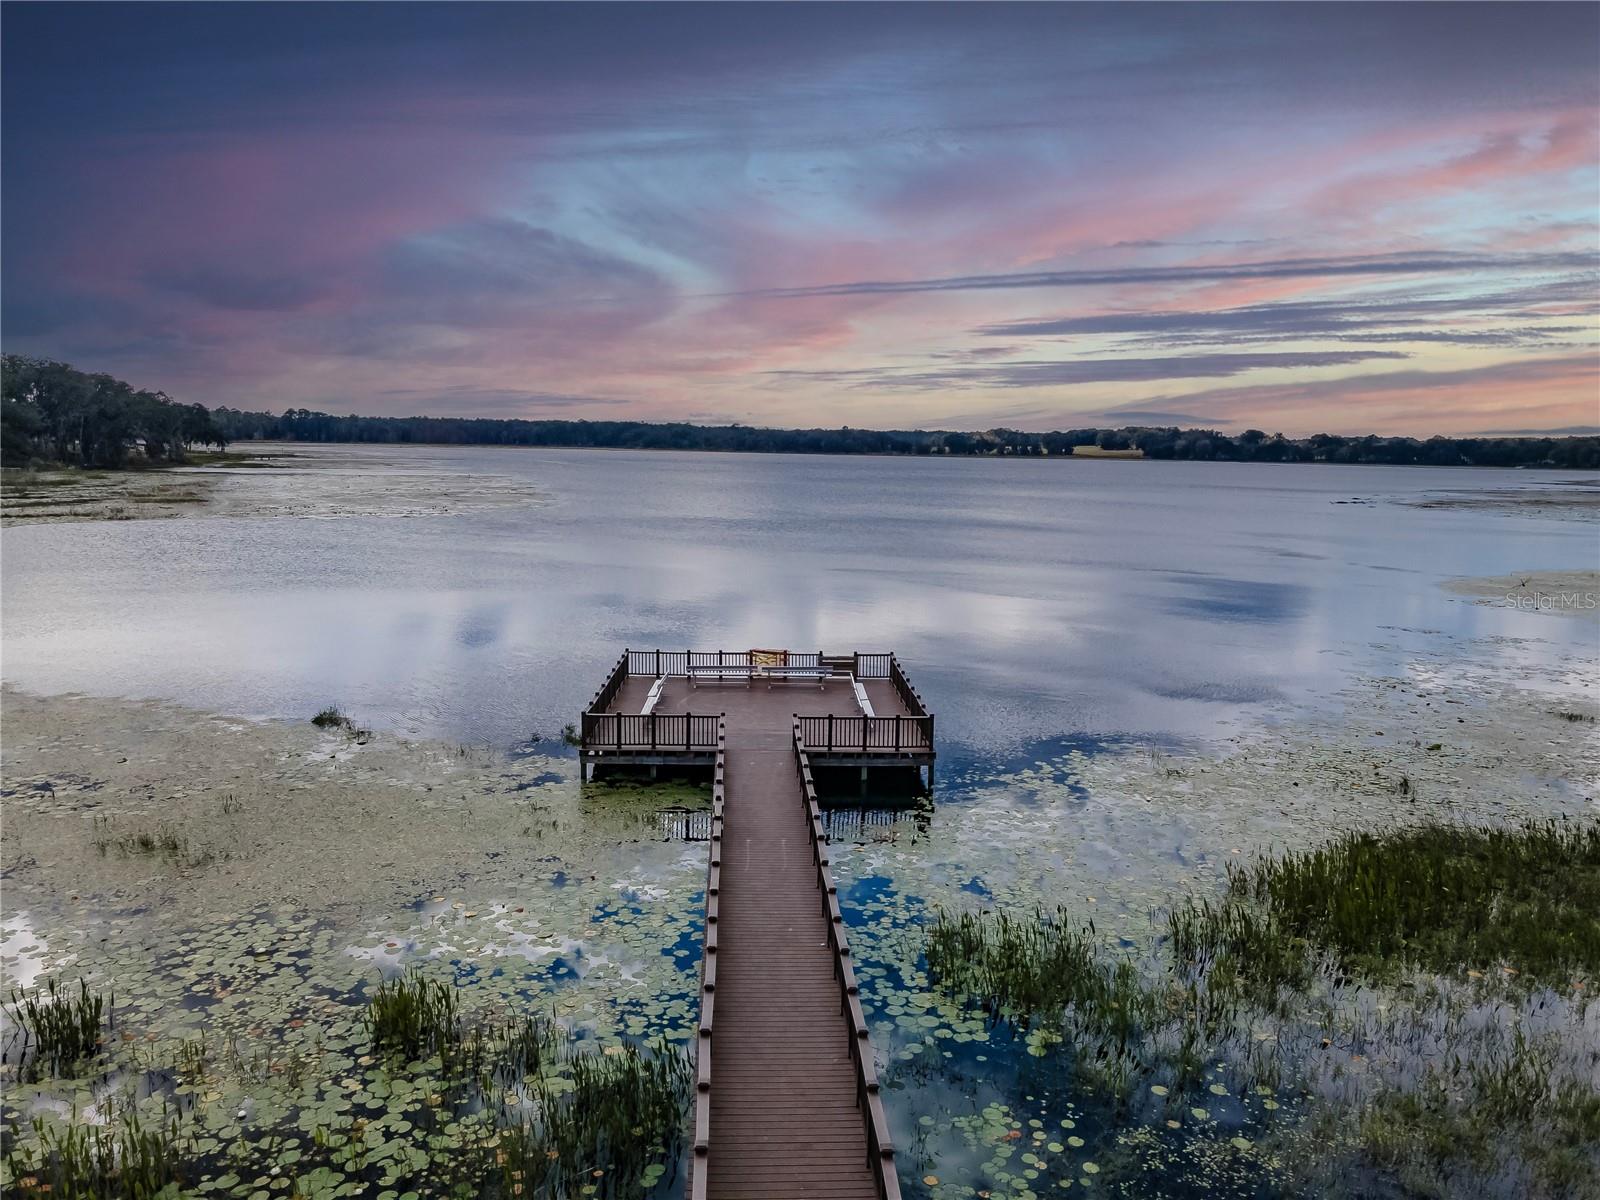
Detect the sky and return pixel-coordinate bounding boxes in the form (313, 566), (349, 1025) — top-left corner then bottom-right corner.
(3, 2), (1598, 436)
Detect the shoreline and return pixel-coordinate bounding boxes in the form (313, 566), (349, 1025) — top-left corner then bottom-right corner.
(4, 440), (1595, 529)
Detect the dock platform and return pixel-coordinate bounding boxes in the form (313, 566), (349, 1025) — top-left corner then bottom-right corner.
(579, 651), (930, 1199)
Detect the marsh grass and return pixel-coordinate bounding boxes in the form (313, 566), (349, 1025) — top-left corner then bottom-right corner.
(10, 976), (693, 1200)
(1180, 818), (1600, 989)
(925, 907), (1156, 1046)
(365, 970), (461, 1059)
(298, 997), (689, 1199)
(4, 1111), (186, 1200)
(94, 826), (189, 860)
(5, 978), (113, 1077)
(310, 705), (354, 732)
(478, 1040), (692, 1198)
(923, 818), (1600, 1197)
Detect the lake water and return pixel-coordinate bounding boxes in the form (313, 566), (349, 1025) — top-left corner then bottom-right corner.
(4, 445), (1597, 1199)
(2, 445), (1593, 761)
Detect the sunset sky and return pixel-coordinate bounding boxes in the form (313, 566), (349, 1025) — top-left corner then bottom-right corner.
(4, 2), (1597, 435)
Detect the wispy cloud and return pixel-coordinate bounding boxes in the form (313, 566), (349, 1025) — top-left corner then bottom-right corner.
(768, 350), (1408, 391)
(373, 385), (628, 416)
(979, 277), (1599, 345)
(732, 252), (1598, 301)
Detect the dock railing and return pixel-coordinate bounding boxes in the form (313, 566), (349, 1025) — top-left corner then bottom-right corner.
(582, 650), (933, 763)
(628, 649), (823, 677)
(587, 650), (629, 714)
(791, 720), (903, 1200)
(887, 654), (930, 717)
(796, 713), (933, 754)
(690, 717), (727, 1200)
(580, 711), (722, 751)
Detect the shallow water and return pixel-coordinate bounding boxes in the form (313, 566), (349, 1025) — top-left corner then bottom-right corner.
(2, 446), (1594, 760)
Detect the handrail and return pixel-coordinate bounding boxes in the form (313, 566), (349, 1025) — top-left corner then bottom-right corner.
(580, 712), (722, 752)
(629, 648), (823, 677)
(690, 716), (727, 1200)
(853, 652), (893, 679)
(790, 721), (902, 1200)
(795, 714), (933, 754)
(887, 654), (930, 718)
(587, 650), (629, 714)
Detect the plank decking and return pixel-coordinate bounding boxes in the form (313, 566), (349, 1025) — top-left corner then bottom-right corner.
(705, 714), (880, 1197)
(578, 652), (928, 1200)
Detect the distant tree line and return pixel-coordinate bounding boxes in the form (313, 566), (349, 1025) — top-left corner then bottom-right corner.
(5, 355), (1595, 470)
(213, 407), (1600, 468)
(2, 355), (226, 468)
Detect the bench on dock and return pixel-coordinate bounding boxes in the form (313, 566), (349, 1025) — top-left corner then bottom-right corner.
(688, 664), (753, 687)
(760, 665), (832, 689)
(641, 677), (666, 714)
(852, 680), (876, 716)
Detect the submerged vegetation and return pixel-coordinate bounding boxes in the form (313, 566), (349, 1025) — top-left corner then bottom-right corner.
(4, 1111), (184, 1200)
(4, 978), (113, 1078)
(4, 969), (692, 1200)
(923, 818), (1600, 1197)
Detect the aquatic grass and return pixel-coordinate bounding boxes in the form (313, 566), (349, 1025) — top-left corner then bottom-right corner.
(95, 827), (189, 860)
(5, 978), (113, 1077)
(924, 906), (1166, 1102)
(1356, 1029), (1600, 1197)
(1198, 818), (1600, 988)
(364, 970), (461, 1060)
(310, 705), (353, 731)
(3, 1111), (184, 1199)
(920, 819), (1600, 1197)
(273, 1031), (690, 1199)
(479, 1039), (692, 1198)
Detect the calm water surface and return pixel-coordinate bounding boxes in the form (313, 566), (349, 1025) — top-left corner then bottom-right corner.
(2, 446), (1593, 757)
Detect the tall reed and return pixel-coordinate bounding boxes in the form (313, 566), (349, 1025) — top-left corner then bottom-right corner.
(5, 978), (112, 1077)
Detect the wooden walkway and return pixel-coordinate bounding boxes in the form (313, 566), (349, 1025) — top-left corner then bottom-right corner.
(579, 651), (928, 1200)
(701, 712), (885, 1198)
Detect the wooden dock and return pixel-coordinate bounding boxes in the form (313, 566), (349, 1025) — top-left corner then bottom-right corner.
(580, 651), (931, 1199)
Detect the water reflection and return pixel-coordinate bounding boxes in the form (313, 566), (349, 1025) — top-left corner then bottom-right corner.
(4, 448), (1592, 752)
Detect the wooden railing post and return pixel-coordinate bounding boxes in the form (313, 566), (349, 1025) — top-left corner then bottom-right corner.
(827, 713), (834, 752)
